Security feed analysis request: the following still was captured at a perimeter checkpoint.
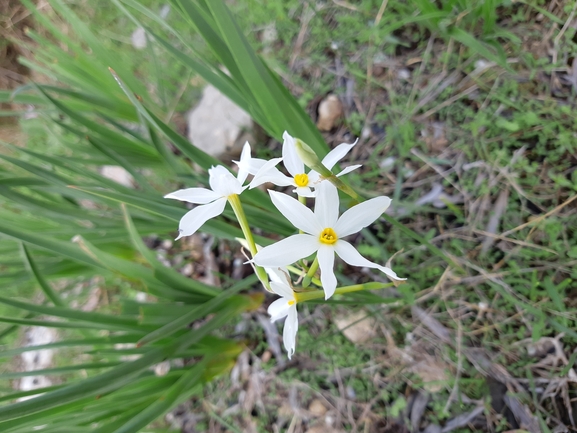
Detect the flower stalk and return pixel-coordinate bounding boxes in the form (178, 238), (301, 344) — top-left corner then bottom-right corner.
(227, 193), (270, 290)
(302, 256), (319, 288)
(295, 281), (395, 302)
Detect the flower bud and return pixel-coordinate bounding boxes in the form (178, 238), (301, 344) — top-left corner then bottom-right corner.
(294, 138), (332, 177)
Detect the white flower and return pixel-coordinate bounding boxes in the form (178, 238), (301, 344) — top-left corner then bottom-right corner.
(165, 144), (253, 240)
(233, 142), (282, 182)
(253, 181), (405, 299)
(266, 267), (298, 359)
(249, 131), (361, 197)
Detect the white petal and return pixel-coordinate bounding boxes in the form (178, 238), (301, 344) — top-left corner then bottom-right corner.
(253, 157), (283, 177)
(335, 240), (406, 281)
(268, 298), (291, 322)
(269, 190), (322, 234)
(314, 181), (340, 228)
(265, 266), (291, 286)
(253, 234), (318, 267)
(334, 196), (391, 238)
(235, 142), (251, 184)
(175, 197), (227, 240)
(317, 245), (337, 299)
(293, 186), (315, 198)
(234, 156), (269, 176)
(250, 163), (293, 189)
(336, 164), (362, 177)
(307, 170), (321, 184)
(164, 187), (220, 204)
(321, 138), (358, 170)
(283, 306), (298, 359)
(248, 158), (269, 174)
(282, 131), (304, 176)
(270, 281), (295, 300)
(208, 166), (244, 196)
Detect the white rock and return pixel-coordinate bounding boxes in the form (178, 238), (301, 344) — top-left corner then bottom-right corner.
(379, 156), (396, 170)
(334, 311), (376, 344)
(131, 27), (147, 49)
(100, 166), (134, 188)
(18, 327), (58, 399)
(397, 68), (411, 81)
(159, 4), (170, 18)
(187, 85), (252, 158)
(22, 327), (57, 371)
(262, 23), (278, 54)
(131, 5), (169, 50)
(154, 360), (171, 377)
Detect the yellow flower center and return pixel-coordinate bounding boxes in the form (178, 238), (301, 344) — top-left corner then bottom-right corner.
(294, 173), (309, 187)
(319, 227), (338, 245)
(288, 300), (296, 306)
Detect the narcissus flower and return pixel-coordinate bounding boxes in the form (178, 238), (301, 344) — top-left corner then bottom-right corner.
(165, 144), (254, 240)
(266, 267), (298, 359)
(253, 181), (405, 299)
(249, 131), (361, 197)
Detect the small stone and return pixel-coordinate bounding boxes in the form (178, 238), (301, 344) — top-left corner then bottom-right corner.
(397, 68), (410, 81)
(334, 311), (376, 344)
(308, 399), (327, 417)
(261, 350), (272, 363)
(379, 156), (396, 170)
(172, 254), (184, 267)
(474, 59), (490, 70)
(346, 385), (356, 400)
(159, 4), (170, 18)
(261, 23), (277, 55)
(180, 263), (193, 277)
(100, 166), (134, 188)
(154, 360), (171, 376)
(316, 94), (343, 131)
(131, 27), (147, 49)
(278, 401), (294, 418)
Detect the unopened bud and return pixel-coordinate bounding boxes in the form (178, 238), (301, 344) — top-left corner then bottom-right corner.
(294, 138), (332, 177)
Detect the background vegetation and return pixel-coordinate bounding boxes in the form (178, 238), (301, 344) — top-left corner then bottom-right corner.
(0, 0), (576, 431)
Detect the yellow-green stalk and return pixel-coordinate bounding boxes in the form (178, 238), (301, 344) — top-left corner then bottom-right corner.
(301, 256), (319, 288)
(227, 194), (270, 291)
(295, 282), (395, 302)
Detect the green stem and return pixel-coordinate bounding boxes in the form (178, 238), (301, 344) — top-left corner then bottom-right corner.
(302, 256), (319, 288)
(227, 194), (270, 290)
(326, 175), (359, 201)
(287, 265), (321, 287)
(295, 282), (394, 302)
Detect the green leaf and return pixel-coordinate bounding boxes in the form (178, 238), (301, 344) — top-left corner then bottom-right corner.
(446, 27), (511, 71)
(112, 361), (206, 433)
(0, 296), (146, 332)
(138, 275), (257, 346)
(121, 204), (218, 298)
(20, 244), (66, 307)
(0, 349), (166, 422)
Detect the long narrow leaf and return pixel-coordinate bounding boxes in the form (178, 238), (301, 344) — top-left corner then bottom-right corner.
(20, 244), (66, 307)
